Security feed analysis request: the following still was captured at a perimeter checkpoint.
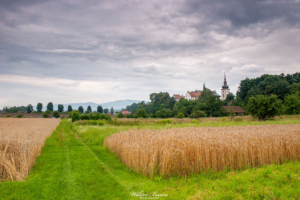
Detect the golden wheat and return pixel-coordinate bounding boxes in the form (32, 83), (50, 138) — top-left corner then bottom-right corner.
(0, 118), (60, 181)
(104, 124), (300, 177)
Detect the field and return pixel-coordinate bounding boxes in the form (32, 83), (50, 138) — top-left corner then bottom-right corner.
(0, 118), (60, 181)
(0, 116), (300, 199)
(104, 124), (300, 177)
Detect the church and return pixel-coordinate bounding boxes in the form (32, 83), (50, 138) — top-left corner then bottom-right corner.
(173, 74), (230, 101)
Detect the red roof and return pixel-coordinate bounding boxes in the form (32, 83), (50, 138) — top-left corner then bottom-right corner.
(173, 94), (184, 99)
(122, 111), (130, 114)
(189, 92), (201, 98)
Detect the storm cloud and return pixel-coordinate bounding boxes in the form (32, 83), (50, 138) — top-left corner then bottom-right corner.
(0, 0), (300, 107)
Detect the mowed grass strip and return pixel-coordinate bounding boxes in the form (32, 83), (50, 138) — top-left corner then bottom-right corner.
(0, 118), (60, 181)
(104, 124), (300, 177)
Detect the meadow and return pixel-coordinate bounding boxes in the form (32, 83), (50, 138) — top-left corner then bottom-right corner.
(0, 116), (300, 199)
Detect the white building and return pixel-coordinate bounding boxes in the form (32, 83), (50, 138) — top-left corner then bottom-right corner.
(221, 73), (230, 100)
(185, 91), (201, 100)
(173, 94), (185, 102)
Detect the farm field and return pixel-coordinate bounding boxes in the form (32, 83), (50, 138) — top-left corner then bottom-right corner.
(0, 116), (300, 199)
(0, 118), (60, 181)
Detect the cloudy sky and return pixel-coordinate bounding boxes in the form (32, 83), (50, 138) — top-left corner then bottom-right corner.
(1, 0), (300, 107)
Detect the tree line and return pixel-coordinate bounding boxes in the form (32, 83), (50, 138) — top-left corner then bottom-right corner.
(2, 103), (115, 115)
(123, 72), (300, 119)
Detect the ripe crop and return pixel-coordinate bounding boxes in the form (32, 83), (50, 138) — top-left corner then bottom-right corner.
(104, 124), (300, 177)
(0, 118), (60, 181)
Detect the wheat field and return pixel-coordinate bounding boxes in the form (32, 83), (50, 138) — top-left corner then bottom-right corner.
(104, 124), (300, 177)
(0, 118), (60, 181)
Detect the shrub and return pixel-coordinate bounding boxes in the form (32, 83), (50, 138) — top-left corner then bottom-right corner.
(71, 112), (80, 122)
(157, 119), (173, 124)
(7, 115), (11, 118)
(155, 108), (172, 118)
(222, 117), (227, 122)
(190, 119), (199, 123)
(117, 112), (125, 118)
(73, 120), (106, 126)
(17, 114), (23, 118)
(177, 112), (185, 118)
(149, 113), (154, 118)
(190, 110), (205, 118)
(43, 113), (49, 118)
(126, 113), (134, 118)
(53, 111), (60, 118)
(135, 109), (148, 118)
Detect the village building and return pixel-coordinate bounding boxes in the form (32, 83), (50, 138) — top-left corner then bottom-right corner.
(223, 106), (245, 116)
(172, 94), (185, 102)
(122, 110), (130, 115)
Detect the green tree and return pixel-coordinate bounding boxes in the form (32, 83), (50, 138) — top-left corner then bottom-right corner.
(104, 108), (109, 114)
(47, 102), (54, 112)
(288, 82), (300, 94)
(205, 96), (224, 117)
(155, 108), (172, 118)
(110, 107), (114, 115)
(246, 95), (283, 120)
(97, 105), (103, 113)
(284, 94), (300, 115)
(58, 104), (64, 113)
(53, 111), (60, 118)
(223, 92), (235, 106)
(177, 112), (185, 118)
(27, 104), (33, 113)
(135, 109), (148, 118)
(87, 105), (92, 112)
(68, 105), (73, 112)
(172, 104), (179, 116)
(36, 103), (43, 112)
(78, 106), (84, 114)
(117, 112), (125, 118)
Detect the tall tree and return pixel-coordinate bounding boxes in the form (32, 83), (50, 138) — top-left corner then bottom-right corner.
(47, 102), (54, 112)
(246, 95), (283, 120)
(36, 103), (43, 112)
(78, 106), (84, 114)
(27, 104), (33, 113)
(87, 105), (92, 112)
(110, 107), (114, 115)
(58, 104), (64, 113)
(97, 105), (103, 113)
(68, 105), (73, 112)
(104, 108), (109, 114)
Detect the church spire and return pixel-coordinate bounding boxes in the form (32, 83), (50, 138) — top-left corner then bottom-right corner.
(222, 72), (229, 89)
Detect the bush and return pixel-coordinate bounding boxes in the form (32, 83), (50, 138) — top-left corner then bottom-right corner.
(177, 112), (185, 118)
(157, 119), (173, 124)
(71, 112), (80, 122)
(190, 110), (205, 118)
(126, 113), (134, 118)
(246, 95), (283, 120)
(117, 112), (125, 118)
(190, 119), (199, 123)
(53, 111), (60, 118)
(155, 108), (172, 118)
(43, 113), (49, 118)
(7, 115), (11, 118)
(17, 114), (23, 118)
(222, 117), (227, 122)
(73, 120), (106, 126)
(135, 109), (148, 118)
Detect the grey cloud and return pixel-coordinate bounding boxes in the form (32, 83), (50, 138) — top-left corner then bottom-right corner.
(0, 0), (299, 107)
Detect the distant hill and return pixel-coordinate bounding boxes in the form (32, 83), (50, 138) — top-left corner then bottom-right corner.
(39, 100), (145, 112)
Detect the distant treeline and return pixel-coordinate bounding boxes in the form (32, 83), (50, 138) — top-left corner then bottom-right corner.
(123, 72), (300, 118)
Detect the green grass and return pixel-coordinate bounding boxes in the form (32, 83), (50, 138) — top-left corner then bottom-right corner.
(1, 116), (300, 199)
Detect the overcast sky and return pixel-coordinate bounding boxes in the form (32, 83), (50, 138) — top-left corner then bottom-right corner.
(1, 0), (300, 107)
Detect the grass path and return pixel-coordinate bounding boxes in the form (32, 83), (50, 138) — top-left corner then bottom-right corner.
(1, 118), (300, 199)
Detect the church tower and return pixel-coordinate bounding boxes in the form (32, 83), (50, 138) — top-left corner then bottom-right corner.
(221, 73), (230, 100)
